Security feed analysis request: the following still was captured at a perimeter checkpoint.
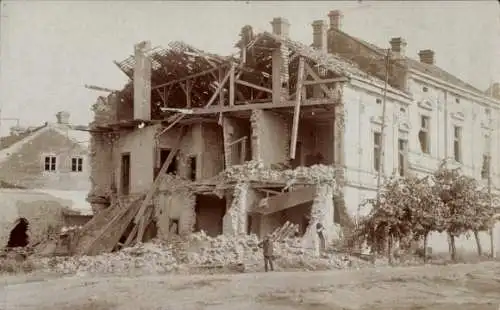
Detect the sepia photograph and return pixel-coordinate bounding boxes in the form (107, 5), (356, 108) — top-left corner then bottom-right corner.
(0, 1), (499, 309)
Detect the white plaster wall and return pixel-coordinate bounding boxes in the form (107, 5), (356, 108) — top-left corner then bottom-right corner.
(114, 125), (158, 194)
(342, 78), (500, 255)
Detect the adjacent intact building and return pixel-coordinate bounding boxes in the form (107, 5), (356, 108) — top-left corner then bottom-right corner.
(0, 111), (93, 248)
(86, 11), (500, 254)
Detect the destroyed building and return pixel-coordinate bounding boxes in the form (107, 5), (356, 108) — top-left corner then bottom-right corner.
(83, 12), (500, 255)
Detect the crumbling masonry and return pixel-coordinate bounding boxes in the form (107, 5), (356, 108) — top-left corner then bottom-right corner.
(81, 16), (357, 256)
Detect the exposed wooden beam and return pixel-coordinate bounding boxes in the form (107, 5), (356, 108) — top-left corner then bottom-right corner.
(229, 64), (235, 106)
(303, 77), (349, 86)
(304, 63), (342, 100)
(134, 127), (188, 224)
(218, 67), (225, 106)
(179, 80), (192, 108)
(155, 88), (166, 105)
(151, 65), (228, 90)
(156, 113), (185, 137)
(290, 57), (305, 159)
(255, 186), (316, 215)
(236, 79), (273, 94)
(189, 98), (335, 115)
(204, 69), (231, 108)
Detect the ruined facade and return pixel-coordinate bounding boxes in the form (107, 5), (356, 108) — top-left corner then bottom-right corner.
(86, 12), (500, 254)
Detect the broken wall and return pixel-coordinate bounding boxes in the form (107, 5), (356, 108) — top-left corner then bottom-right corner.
(251, 109), (290, 166)
(157, 123), (224, 181)
(223, 183), (261, 235)
(0, 189), (66, 247)
(154, 178), (196, 238)
(88, 132), (115, 207)
(200, 123), (225, 179)
(302, 183), (337, 255)
(114, 125), (157, 195)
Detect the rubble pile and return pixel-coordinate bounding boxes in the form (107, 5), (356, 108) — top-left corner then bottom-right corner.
(34, 231), (370, 275)
(222, 161), (337, 185)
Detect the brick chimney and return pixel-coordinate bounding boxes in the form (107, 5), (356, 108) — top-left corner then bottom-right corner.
(133, 40), (152, 121)
(328, 10), (343, 30)
(270, 17), (290, 37)
(390, 37), (407, 58)
(312, 20), (327, 52)
(270, 17), (290, 103)
(56, 111), (70, 124)
(418, 49), (435, 65)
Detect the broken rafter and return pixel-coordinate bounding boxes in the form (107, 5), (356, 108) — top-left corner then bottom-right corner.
(290, 57), (305, 159)
(235, 79), (273, 94)
(157, 113), (186, 137)
(304, 63), (344, 100)
(151, 65), (229, 90)
(189, 97), (335, 114)
(303, 77), (349, 86)
(204, 69), (231, 108)
(229, 64), (235, 106)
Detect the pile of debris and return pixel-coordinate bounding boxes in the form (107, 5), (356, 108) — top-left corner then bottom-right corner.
(223, 161), (337, 185)
(35, 226), (370, 275)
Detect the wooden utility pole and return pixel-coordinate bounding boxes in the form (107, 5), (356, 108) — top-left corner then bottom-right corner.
(372, 49), (391, 263)
(375, 49), (391, 204)
(487, 81), (496, 258)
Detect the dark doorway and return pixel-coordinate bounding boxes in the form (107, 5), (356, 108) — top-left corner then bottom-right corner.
(121, 153), (131, 195)
(194, 195), (226, 237)
(160, 149), (177, 175)
(6, 218), (29, 248)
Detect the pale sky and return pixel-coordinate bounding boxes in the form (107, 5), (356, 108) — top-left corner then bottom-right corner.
(0, 1), (499, 136)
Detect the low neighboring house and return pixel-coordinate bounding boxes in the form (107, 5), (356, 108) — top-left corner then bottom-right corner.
(0, 111), (93, 248)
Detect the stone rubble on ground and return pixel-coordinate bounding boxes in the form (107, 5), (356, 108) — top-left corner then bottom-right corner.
(31, 231), (372, 275)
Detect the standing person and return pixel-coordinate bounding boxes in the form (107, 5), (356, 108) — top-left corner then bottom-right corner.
(258, 234), (274, 272)
(316, 222), (326, 252)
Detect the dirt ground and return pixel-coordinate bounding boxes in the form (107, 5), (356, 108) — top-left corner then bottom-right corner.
(1, 261), (500, 310)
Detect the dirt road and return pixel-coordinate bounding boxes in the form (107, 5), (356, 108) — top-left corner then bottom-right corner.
(2, 262), (500, 310)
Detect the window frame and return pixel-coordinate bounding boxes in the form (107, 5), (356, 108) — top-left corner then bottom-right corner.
(398, 137), (408, 177)
(71, 157), (84, 172)
(453, 125), (462, 163)
(43, 155), (57, 172)
(418, 115), (431, 154)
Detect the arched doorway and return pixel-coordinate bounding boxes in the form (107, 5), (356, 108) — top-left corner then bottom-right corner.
(6, 218), (29, 248)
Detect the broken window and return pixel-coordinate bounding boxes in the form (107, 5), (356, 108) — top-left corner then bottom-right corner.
(71, 157), (83, 172)
(121, 153), (131, 195)
(373, 132), (382, 172)
(481, 154), (490, 180)
(418, 115), (430, 154)
(44, 156), (56, 171)
(188, 155), (197, 181)
(453, 126), (462, 163)
(398, 138), (408, 176)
